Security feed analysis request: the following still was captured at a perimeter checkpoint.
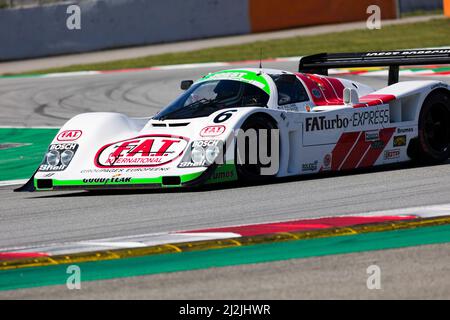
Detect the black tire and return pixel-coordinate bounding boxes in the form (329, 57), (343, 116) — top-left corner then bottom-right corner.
(235, 114), (278, 183)
(417, 91), (450, 163)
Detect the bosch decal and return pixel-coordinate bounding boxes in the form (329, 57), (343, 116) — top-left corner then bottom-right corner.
(178, 140), (223, 168)
(39, 143), (79, 172)
(95, 135), (189, 168)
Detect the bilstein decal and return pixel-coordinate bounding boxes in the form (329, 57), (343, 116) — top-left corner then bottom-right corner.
(95, 135), (189, 168)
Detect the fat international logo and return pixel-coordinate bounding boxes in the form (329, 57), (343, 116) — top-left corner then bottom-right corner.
(95, 135), (189, 168)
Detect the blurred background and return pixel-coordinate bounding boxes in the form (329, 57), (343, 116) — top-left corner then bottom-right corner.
(0, 0), (447, 61)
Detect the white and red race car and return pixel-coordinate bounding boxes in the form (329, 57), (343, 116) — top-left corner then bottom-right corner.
(18, 49), (450, 191)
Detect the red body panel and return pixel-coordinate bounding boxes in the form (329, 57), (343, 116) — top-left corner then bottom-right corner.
(296, 73), (396, 108)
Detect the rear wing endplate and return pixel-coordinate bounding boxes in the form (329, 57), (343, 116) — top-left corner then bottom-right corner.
(298, 49), (450, 85)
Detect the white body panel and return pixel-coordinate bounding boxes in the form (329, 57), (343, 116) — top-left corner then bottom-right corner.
(31, 68), (450, 190)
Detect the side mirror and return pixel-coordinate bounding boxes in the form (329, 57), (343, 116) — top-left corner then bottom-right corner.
(343, 88), (359, 105)
(180, 80), (194, 90)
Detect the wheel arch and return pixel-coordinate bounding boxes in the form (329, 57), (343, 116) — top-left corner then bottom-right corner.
(409, 87), (450, 163)
(241, 111), (279, 129)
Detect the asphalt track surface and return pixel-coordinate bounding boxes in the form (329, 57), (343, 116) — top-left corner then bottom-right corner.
(1, 61), (450, 298)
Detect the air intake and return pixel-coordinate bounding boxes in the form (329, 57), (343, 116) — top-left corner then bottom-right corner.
(162, 176), (181, 186)
(36, 179), (53, 189)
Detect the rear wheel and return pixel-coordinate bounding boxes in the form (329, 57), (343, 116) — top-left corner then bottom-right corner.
(417, 91), (450, 163)
(235, 115), (278, 183)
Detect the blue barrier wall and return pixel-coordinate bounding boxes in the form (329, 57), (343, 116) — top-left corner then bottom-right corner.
(398, 0), (443, 13)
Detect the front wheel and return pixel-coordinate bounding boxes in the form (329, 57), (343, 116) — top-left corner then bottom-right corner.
(417, 91), (450, 163)
(235, 115), (278, 183)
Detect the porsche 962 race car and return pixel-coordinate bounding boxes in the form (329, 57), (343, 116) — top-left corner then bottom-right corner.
(17, 49), (450, 191)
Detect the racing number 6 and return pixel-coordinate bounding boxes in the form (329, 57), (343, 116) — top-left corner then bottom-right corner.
(214, 110), (237, 123)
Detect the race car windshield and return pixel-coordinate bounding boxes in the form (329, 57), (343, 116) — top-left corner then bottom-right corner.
(153, 80), (269, 120)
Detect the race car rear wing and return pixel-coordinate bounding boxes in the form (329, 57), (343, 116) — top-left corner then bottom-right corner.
(298, 49), (450, 85)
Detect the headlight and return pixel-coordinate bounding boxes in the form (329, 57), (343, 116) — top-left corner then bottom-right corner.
(205, 145), (220, 164)
(46, 150), (60, 166)
(60, 149), (74, 166)
(191, 147), (205, 163)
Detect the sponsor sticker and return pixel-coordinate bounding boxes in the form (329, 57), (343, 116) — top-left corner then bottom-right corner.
(366, 50), (450, 57)
(302, 160), (318, 172)
(200, 70), (270, 94)
(277, 104), (299, 112)
(39, 143), (79, 172)
(210, 170), (234, 181)
(384, 149), (400, 160)
(82, 175), (132, 185)
(95, 135), (189, 168)
(80, 167), (169, 174)
(178, 140), (223, 168)
(305, 108), (390, 132)
(192, 140), (221, 148)
(57, 130), (82, 141)
(365, 130), (380, 142)
(39, 164), (68, 172)
(49, 143), (78, 151)
(371, 140), (385, 149)
(200, 125), (226, 137)
(323, 154), (332, 171)
(43, 173), (55, 177)
(393, 135), (407, 147)
(312, 88), (322, 98)
(397, 127), (413, 134)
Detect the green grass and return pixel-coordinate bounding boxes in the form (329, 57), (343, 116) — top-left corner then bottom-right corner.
(24, 18), (450, 75)
(0, 128), (58, 181)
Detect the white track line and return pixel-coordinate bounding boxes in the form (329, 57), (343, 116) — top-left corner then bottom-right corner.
(0, 125), (59, 129)
(0, 179), (27, 187)
(0, 232), (240, 256)
(355, 204), (450, 218)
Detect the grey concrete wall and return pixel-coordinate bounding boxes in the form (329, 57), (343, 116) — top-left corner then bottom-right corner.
(398, 0), (443, 13)
(0, 0), (66, 8)
(0, 0), (250, 61)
